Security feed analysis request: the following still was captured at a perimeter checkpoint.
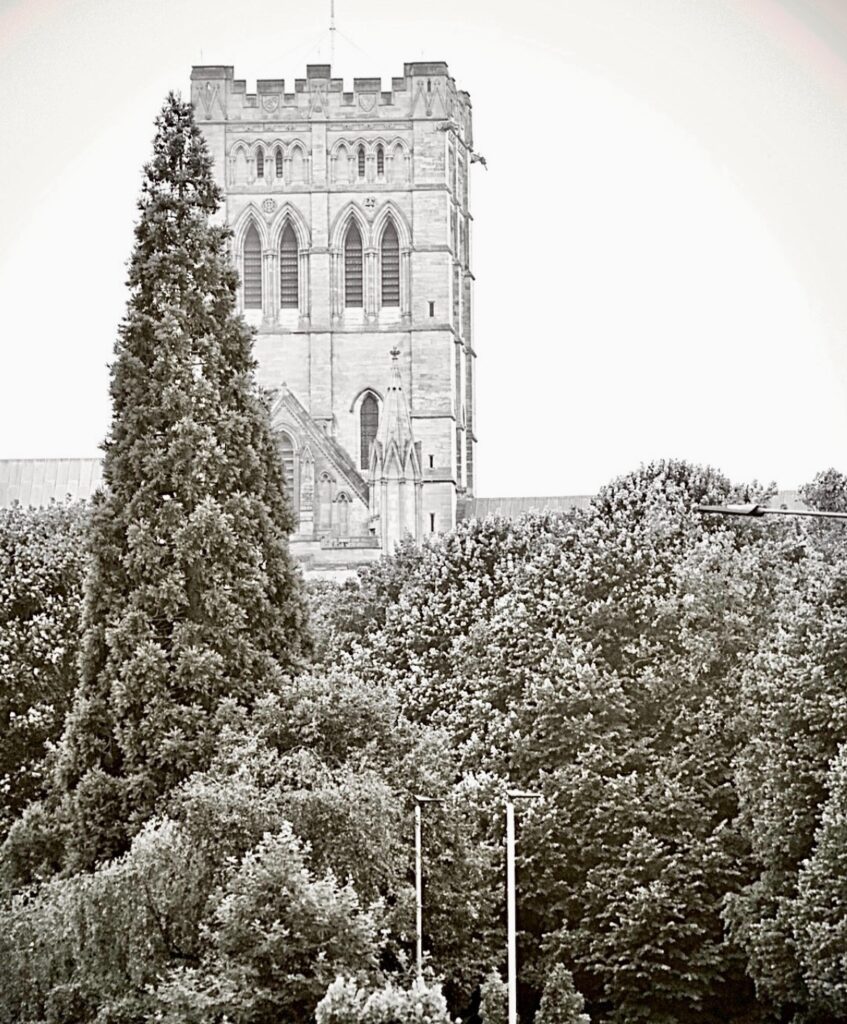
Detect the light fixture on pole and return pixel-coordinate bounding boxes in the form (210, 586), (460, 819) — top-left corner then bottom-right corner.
(506, 790), (542, 1024)
(414, 795), (442, 977)
(696, 503), (847, 522)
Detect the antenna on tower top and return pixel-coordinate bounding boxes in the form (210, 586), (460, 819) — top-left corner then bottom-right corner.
(330, 0), (336, 66)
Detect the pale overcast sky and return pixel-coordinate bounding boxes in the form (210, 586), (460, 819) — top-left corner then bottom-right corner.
(2, 0), (847, 496)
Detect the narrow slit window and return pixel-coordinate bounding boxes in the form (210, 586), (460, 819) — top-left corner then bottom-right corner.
(344, 223), (364, 307)
(429, 301), (435, 317)
(357, 145), (366, 179)
(430, 512), (436, 532)
(279, 432), (297, 519)
(376, 144), (385, 177)
(381, 222), (400, 307)
(275, 147), (283, 177)
(360, 393), (379, 469)
(243, 223), (262, 309)
(256, 148), (264, 179)
(279, 223), (299, 309)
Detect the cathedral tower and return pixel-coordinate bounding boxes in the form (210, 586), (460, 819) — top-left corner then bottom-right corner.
(190, 62), (476, 574)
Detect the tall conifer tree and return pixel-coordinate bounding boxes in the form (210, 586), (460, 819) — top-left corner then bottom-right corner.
(57, 94), (309, 869)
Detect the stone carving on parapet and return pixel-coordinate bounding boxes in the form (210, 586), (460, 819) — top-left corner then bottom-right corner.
(308, 84), (328, 120)
(198, 81), (223, 119)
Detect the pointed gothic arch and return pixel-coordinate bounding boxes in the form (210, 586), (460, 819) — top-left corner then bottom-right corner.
(232, 204), (270, 251)
(229, 141), (250, 185)
(359, 391), (379, 469)
(380, 221), (400, 307)
(279, 222), (299, 309)
(278, 429), (298, 521)
(372, 201), (412, 250)
(268, 203), (311, 250)
(288, 142), (307, 183)
(344, 221), (364, 308)
(372, 203), (412, 316)
(242, 222), (262, 309)
(329, 202), (370, 251)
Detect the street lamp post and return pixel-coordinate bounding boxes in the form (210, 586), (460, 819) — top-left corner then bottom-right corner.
(506, 790), (541, 1024)
(414, 795), (441, 977)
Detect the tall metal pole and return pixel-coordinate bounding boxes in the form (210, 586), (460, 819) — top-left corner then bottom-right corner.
(506, 791), (541, 1024)
(330, 0), (336, 66)
(415, 800), (423, 976)
(506, 798), (518, 1024)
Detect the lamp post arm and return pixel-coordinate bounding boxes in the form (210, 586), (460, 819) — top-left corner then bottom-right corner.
(696, 504), (847, 522)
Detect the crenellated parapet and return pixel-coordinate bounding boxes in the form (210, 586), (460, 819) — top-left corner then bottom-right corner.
(189, 62), (471, 139)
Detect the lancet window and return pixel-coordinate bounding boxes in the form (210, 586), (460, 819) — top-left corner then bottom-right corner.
(242, 223), (262, 309)
(381, 222), (400, 307)
(360, 393), (379, 468)
(279, 223), (299, 309)
(344, 223), (363, 307)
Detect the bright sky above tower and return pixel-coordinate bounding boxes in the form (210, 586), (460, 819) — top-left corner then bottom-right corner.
(2, 0), (847, 496)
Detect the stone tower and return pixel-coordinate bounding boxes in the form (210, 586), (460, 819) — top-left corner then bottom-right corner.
(189, 62), (475, 575)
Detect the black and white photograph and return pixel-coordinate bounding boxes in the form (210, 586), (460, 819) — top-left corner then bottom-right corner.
(2, 1), (847, 1021)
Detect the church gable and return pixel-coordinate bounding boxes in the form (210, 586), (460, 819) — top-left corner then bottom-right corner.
(270, 386), (373, 546)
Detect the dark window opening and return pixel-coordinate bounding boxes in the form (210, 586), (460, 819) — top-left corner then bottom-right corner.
(357, 145), (366, 179)
(429, 301), (435, 317)
(376, 144), (385, 177)
(275, 148), (283, 177)
(256, 148), (264, 179)
(381, 222), (400, 307)
(243, 223), (262, 309)
(360, 393), (379, 468)
(428, 454), (434, 468)
(279, 432), (297, 519)
(280, 223), (299, 309)
(430, 512), (436, 532)
(344, 223), (364, 307)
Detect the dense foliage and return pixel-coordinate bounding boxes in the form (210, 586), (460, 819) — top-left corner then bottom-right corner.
(0, 503), (88, 837)
(1, 95), (845, 1023)
(49, 93), (309, 871)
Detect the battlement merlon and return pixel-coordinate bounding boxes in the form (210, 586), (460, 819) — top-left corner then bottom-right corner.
(189, 62), (471, 130)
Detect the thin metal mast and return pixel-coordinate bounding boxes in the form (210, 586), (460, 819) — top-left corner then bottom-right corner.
(330, 0), (336, 66)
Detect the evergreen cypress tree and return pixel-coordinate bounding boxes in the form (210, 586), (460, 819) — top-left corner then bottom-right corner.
(56, 93), (310, 869)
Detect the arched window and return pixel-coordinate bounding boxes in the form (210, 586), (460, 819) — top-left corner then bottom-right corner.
(336, 493), (350, 538)
(344, 223), (363, 308)
(243, 223), (262, 309)
(360, 393), (379, 468)
(381, 222), (400, 307)
(279, 432), (296, 512)
(290, 146), (305, 182)
(319, 474), (333, 531)
(335, 145), (349, 183)
(256, 148), (264, 179)
(376, 144), (385, 177)
(357, 145), (366, 179)
(280, 223), (299, 309)
(275, 147), (283, 178)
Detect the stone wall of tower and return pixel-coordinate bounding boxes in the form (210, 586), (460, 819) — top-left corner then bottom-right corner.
(190, 61), (476, 569)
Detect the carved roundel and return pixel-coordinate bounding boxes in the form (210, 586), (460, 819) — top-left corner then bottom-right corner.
(262, 198), (277, 214)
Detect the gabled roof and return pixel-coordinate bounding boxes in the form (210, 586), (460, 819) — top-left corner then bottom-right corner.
(272, 386), (369, 504)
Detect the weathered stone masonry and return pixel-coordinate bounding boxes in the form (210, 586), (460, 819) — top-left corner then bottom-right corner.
(191, 61), (477, 575)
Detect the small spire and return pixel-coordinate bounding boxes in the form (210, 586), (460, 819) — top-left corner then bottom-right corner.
(390, 345), (400, 361)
